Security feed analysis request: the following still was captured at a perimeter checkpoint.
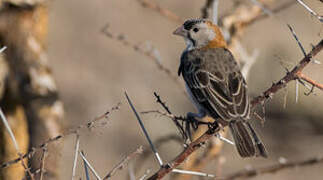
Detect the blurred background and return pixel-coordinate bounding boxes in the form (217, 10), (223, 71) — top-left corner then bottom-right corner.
(0, 0), (323, 179)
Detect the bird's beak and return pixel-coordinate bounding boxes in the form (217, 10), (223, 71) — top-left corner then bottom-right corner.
(173, 26), (187, 37)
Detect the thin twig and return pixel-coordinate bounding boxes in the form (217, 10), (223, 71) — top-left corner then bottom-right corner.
(103, 146), (144, 180)
(125, 92), (163, 166)
(39, 147), (48, 180)
(71, 134), (80, 180)
(136, 0), (182, 23)
(287, 24), (307, 56)
(296, 0), (323, 23)
(153, 92), (187, 140)
(223, 156), (323, 180)
(1, 103), (121, 169)
(101, 24), (180, 86)
(79, 151), (102, 180)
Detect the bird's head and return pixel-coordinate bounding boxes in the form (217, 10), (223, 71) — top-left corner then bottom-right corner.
(173, 19), (227, 50)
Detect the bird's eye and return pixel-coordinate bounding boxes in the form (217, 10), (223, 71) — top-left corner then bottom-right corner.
(193, 28), (199, 33)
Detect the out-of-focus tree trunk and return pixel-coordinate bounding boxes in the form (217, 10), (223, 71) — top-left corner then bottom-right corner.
(0, 1), (64, 180)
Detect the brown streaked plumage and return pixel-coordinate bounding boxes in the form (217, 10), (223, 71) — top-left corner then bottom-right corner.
(174, 19), (267, 158)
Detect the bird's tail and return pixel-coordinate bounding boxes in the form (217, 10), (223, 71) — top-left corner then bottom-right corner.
(229, 120), (267, 158)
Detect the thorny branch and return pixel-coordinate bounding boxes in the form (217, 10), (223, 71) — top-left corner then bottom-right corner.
(251, 39), (323, 106)
(147, 39), (323, 179)
(223, 156), (323, 180)
(103, 146), (144, 180)
(1, 103), (121, 169)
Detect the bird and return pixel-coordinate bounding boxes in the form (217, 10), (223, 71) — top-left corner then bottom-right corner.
(173, 19), (267, 158)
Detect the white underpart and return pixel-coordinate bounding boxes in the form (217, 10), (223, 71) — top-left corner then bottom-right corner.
(184, 38), (194, 51)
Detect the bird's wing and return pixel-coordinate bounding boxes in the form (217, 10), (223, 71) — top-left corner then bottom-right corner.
(180, 48), (250, 122)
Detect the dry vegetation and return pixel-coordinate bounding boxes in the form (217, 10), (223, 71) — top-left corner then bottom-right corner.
(0, 0), (323, 180)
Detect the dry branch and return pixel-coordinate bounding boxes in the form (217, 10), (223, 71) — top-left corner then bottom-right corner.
(223, 156), (323, 180)
(1, 103), (121, 169)
(251, 39), (323, 106)
(136, 0), (182, 23)
(101, 24), (180, 87)
(39, 147), (48, 180)
(103, 146), (144, 180)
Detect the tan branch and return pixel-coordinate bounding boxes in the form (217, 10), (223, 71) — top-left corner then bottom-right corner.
(297, 73), (323, 91)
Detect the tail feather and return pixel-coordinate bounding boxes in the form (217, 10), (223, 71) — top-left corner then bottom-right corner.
(229, 121), (267, 158)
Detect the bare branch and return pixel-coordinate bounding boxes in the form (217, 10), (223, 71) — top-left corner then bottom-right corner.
(136, 0), (182, 23)
(251, 39), (323, 106)
(1, 103), (121, 169)
(223, 156), (323, 180)
(101, 24), (180, 86)
(39, 147), (48, 180)
(103, 146), (144, 180)
(153, 92), (187, 140)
